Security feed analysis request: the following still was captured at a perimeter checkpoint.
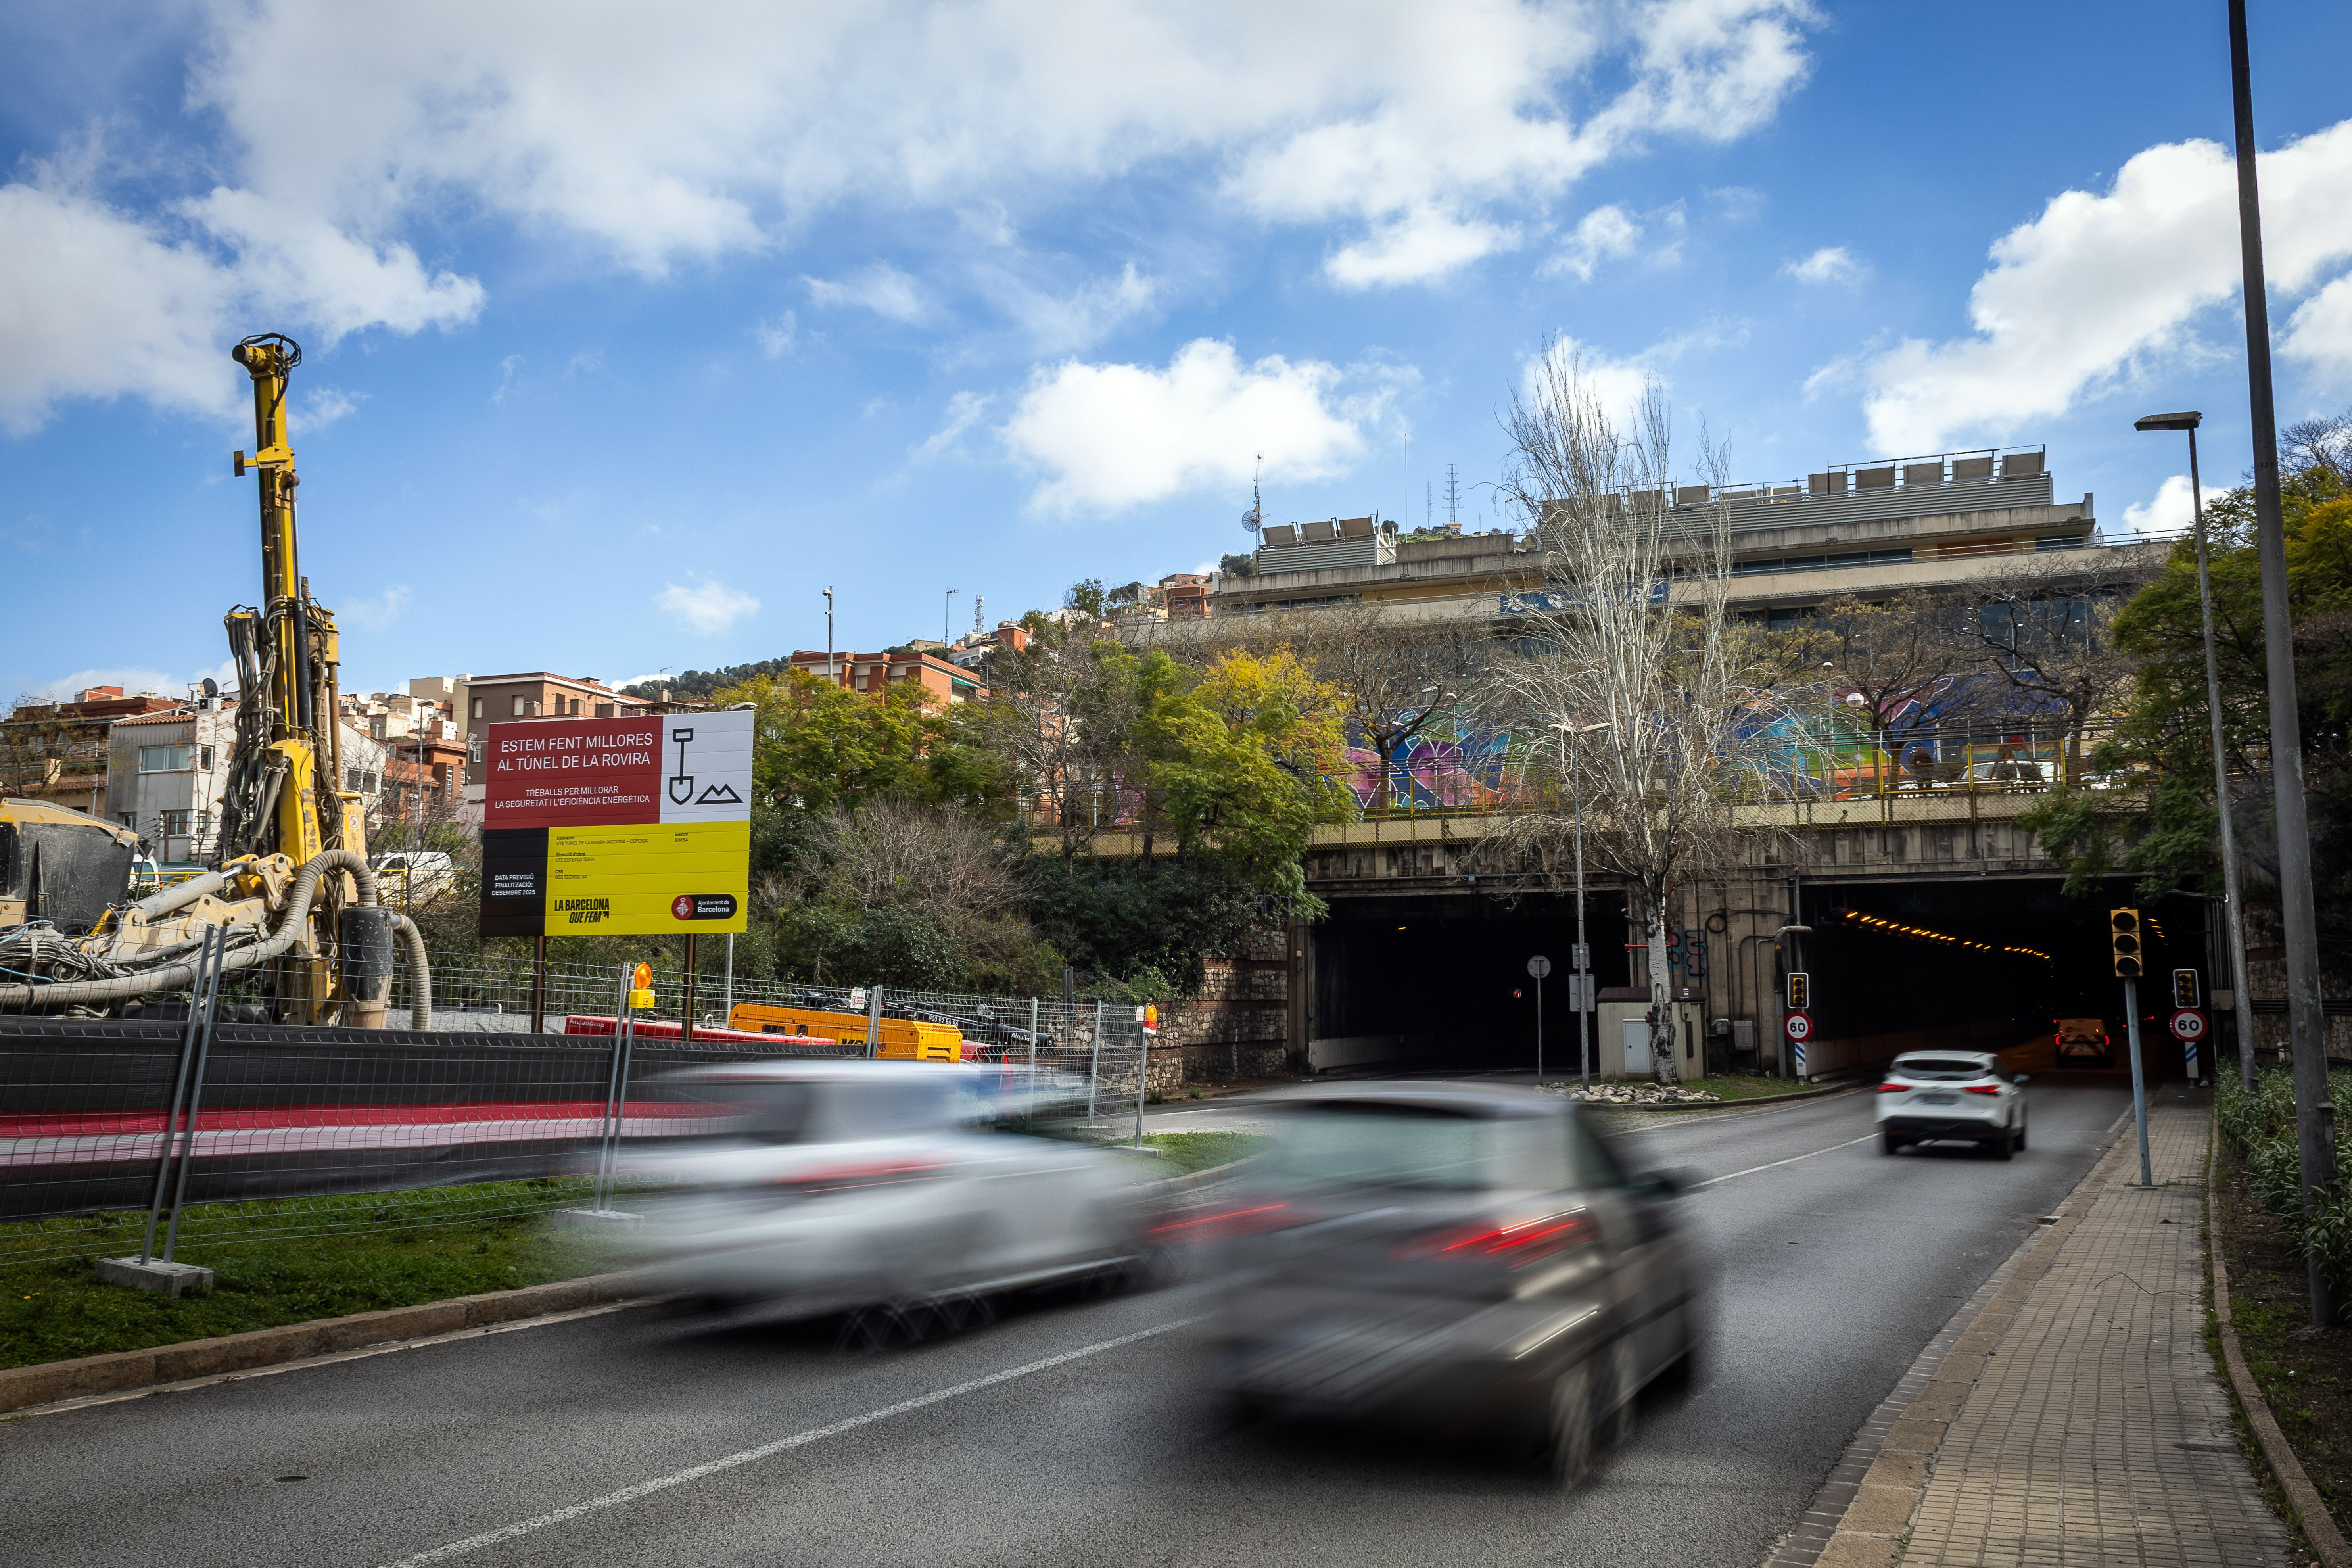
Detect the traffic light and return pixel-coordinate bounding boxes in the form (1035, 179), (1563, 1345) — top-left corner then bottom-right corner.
(2109, 908), (2143, 979)
(2172, 968), (2201, 1009)
(1786, 971), (1810, 1010)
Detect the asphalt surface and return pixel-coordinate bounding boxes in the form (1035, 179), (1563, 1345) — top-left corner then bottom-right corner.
(3, 1074), (2131, 1568)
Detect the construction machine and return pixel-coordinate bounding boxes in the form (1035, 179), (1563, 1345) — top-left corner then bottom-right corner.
(0, 333), (430, 1026)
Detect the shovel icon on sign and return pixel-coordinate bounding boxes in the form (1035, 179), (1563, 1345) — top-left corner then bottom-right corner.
(668, 727), (695, 805)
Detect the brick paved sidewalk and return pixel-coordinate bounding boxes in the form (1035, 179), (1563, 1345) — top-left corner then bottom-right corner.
(1820, 1092), (2294, 1568)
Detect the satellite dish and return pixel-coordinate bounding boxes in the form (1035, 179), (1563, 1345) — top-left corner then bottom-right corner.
(1242, 506), (1261, 535)
(201, 677), (219, 697)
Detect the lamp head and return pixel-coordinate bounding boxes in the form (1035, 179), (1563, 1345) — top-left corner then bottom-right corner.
(2133, 411), (2202, 432)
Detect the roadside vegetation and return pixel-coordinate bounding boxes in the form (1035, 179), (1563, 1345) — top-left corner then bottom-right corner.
(2213, 1067), (2352, 1543)
(0, 1186), (630, 1372)
(1137, 1131), (1267, 1176)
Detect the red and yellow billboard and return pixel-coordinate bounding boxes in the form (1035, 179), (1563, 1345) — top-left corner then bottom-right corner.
(478, 709), (751, 937)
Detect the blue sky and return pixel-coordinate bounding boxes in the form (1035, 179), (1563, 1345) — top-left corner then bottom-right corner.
(6, 0), (2352, 703)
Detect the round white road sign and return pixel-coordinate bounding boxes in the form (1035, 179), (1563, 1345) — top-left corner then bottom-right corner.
(1526, 955), (1553, 979)
(1784, 1011), (1813, 1042)
(2170, 1010), (2206, 1042)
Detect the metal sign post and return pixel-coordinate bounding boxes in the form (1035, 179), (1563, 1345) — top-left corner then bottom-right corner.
(2124, 976), (2152, 1187)
(1784, 1009), (1813, 1082)
(1527, 955), (1552, 1081)
(2172, 1008), (2206, 1082)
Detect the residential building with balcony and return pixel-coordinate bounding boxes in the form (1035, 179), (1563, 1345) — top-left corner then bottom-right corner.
(0, 686), (182, 819)
(786, 648), (987, 705)
(459, 673), (658, 789)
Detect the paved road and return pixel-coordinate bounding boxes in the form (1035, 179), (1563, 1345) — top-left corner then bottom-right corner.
(3, 1079), (2131, 1568)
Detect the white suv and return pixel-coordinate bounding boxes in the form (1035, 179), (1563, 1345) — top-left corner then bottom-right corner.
(1876, 1052), (2028, 1159)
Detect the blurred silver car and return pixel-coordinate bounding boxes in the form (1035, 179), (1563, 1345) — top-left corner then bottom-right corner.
(622, 1063), (1154, 1320)
(1203, 1082), (1700, 1482)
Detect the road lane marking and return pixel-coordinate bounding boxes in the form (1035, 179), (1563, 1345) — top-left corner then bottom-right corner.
(1687, 1133), (1878, 1190)
(380, 1315), (1206, 1566)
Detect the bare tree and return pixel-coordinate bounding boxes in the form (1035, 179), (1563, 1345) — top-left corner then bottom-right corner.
(1284, 603), (1496, 808)
(1968, 551), (2157, 773)
(1792, 591), (1981, 788)
(976, 626), (1145, 859)
(1487, 344), (1777, 1082)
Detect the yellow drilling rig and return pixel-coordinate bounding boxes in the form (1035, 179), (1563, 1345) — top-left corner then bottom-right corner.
(0, 333), (430, 1026)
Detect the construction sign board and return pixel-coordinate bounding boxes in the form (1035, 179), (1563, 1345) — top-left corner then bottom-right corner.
(479, 709), (752, 937)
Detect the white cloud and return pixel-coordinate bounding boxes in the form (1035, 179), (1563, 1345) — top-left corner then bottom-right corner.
(806, 262), (928, 323)
(656, 575), (761, 633)
(340, 584), (412, 630)
(1545, 205), (1643, 282)
(0, 184), (240, 434)
(1003, 338), (1373, 514)
(1326, 208), (1523, 290)
(985, 263), (1157, 355)
(914, 391), (991, 461)
(1521, 334), (1660, 428)
(4, 0), (1819, 425)
(1784, 244), (1863, 286)
(2285, 273), (2352, 381)
(296, 386), (364, 431)
(492, 354), (523, 404)
(2118, 474), (2231, 541)
(1859, 121), (2352, 454)
(754, 309), (797, 358)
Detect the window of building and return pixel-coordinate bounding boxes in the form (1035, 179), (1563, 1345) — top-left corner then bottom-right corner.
(198, 744), (214, 770)
(118, 812), (137, 828)
(468, 735), (484, 765)
(161, 810), (190, 836)
(595, 702), (614, 718)
(470, 697), (483, 719)
(137, 743), (192, 772)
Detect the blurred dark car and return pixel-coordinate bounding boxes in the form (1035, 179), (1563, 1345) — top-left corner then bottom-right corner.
(1201, 1081), (1700, 1483)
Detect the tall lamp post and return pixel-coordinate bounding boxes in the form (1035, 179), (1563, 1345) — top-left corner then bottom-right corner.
(945, 587), (957, 646)
(2133, 410), (2256, 1093)
(823, 586), (836, 685)
(1552, 720), (1607, 1088)
(2228, 0), (2337, 1327)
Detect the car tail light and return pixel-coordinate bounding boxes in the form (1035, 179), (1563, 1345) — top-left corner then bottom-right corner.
(1149, 1201), (1290, 1242)
(1395, 1210), (1596, 1268)
(1963, 1084), (2002, 1096)
(1879, 1081), (1909, 1092)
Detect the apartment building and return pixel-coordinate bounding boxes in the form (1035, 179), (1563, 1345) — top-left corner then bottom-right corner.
(459, 673), (655, 787)
(785, 648), (986, 705)
(0, 686), (181, 819)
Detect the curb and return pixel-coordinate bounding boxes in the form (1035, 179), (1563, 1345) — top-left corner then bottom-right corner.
(1766, 1104), (2133, 1568)
(0, 1269), (658, 1418)
(2209, 1134), (2352, 1567)
(1143, 1153), (1262, 1198)
(1585, 1082), (1856, 1113)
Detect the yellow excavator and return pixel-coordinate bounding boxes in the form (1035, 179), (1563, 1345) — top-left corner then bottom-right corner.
(0, 333), (430, 1026)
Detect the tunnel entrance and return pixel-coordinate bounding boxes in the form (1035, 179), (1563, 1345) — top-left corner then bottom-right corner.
(1799, 878), (2215, 1082)
(1309, 890), (1632, 1074)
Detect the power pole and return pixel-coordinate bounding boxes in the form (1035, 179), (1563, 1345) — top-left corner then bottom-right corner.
(2228, 0), (2338, 1328)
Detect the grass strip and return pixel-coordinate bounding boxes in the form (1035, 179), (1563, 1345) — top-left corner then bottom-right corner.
(1138, 1131), (1268, 1176)
(0, 1182), (632, 1372)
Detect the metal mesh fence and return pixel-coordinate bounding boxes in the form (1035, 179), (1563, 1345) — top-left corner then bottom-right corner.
(0, 973), (1160, 1264)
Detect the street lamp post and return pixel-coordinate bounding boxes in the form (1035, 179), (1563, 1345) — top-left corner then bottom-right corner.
(1552, 720), (1604, 1089)
(946, 587), (957, 646)
(2133, 410), (2257, 1093)
(2228, 0), (2338, 1328)
(823, 587), (836, 685)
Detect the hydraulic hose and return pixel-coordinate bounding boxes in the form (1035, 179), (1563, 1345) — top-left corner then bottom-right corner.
(0, 849), (382, 1012)
(130, 869), (235, 921)
(388, 911), (432, 1031)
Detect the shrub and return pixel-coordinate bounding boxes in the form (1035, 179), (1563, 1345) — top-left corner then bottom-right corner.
(2218, 1065), (2352, 1293)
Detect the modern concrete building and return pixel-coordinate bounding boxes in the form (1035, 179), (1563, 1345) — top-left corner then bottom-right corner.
(1199, 447), (2114, 631)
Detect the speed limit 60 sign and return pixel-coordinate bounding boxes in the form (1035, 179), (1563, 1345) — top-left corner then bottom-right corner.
(2170, 1010), (2206, 1043)
(1784, 1011), (1813, 1042)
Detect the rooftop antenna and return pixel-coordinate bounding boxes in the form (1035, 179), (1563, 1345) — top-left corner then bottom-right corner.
(973, 593), (984, 633)
(1242, 453), (1263, 538)
(1445, 464), (1462, 531)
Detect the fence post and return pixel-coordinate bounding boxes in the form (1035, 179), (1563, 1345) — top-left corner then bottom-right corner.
(866, 986), (882, 1059)
(723, 933), (735, 1027)
(160, 931), (229, 1265)
(682, 934), (697, 1044)
(139, 926), (216, 1265)
(1089, 1000), (1103, 1122)
(1133, 1015), (1149, 1149)
(594, 964), (631, 1212)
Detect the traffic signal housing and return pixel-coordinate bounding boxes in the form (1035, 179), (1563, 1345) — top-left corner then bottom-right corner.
(2109, 908), (2143, 979)
(1786, 971), (1810, 1011)
(2172, 968), (2200, 1009)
